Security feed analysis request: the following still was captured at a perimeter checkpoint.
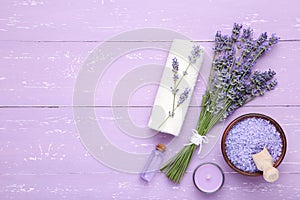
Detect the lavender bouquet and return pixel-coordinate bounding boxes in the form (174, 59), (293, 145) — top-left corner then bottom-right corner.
(160, 23), (279, 183)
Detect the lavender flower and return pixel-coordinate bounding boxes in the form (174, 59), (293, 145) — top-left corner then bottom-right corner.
(268, 34), (280, 45)
(231, 23), (243, 41)
(208, 24), (279, 119)
(172, 57), (179, 81)
(170, 86), (179, 94)
(214, 31), (223, 52)
(189, 45), (203, 63)
(177, 88), (191, 106)
(241, 27), (253, 42)
(161, 23), (280, 184)
(172, 57), (179, 72)
(173, 74), (179, 81)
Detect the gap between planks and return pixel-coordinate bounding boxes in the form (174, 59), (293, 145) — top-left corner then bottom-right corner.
(0, 39), (300, 43)
(0, 105), (300, 109)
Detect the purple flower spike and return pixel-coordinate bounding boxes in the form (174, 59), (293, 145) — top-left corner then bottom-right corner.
(189, 45), (202, 63)
(172, 57), (179, 73)
(177, 88), (191, 106)
(215, 31), (222, 41)
(268, 34), (280, 46)
(210, 23), (279, 119)
(170, 86), (179, 95)
(241, 27), (253, 41)
(231, 23), (243, 41)
(257, 32), (268, 45)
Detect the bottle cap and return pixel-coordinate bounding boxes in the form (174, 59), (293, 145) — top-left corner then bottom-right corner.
(156, 143), (166, 152)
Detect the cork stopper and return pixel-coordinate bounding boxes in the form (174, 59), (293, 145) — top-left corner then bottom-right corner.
(156, 143), (166, 152)
(252, 147), (279, 182)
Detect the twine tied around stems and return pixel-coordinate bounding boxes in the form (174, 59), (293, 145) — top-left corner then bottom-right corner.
(185, 129), (208, 154)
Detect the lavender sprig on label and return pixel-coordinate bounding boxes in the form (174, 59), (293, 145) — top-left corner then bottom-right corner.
(158, 46), (202, 129)
(177, 88), (191, 106)
(172, 57), (179, 81)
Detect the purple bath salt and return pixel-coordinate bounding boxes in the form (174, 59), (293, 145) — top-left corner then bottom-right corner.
(225, 117), (283, 173)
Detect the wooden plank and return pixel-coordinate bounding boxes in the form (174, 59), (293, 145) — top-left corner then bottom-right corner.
(0, 106), (299, 176)
(0, 173), (299, 200)
(1, 0), (300, 199)
(0, 41), (299, 106)
(0, 41), (94, 106)
(0, 0), (299, 41)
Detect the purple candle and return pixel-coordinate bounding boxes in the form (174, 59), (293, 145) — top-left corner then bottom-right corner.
(193, 163), (224, 193)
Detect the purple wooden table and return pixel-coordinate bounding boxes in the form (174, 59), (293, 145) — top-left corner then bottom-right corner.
(1, 0), (300, 199)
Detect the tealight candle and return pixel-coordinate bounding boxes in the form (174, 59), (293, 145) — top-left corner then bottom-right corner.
(193, 163), (224, 193)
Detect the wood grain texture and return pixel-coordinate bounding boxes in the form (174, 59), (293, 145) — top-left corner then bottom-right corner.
(0, 0), (300, 41)
(0, 173), (300, 200)
(0, 41), (300, 106)
(0, 106), (300, 172)
(1, 0), (300, 199)
(0, 107), (300, 199)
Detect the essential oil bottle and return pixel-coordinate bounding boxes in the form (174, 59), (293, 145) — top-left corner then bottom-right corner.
(140, 143), (166, 182)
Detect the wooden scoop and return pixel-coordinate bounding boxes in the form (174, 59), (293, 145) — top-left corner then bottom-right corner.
(252, 147), (279, 182)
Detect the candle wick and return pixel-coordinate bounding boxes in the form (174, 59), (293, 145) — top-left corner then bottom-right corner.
(206, 175), (211, 180)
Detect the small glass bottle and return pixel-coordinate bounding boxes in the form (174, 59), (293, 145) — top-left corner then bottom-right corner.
(140, 143), (166, 182)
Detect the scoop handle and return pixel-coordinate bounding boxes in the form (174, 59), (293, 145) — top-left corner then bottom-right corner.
(252, 147), (279, 182)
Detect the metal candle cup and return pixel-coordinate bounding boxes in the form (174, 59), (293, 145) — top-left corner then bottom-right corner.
(193, 163), (224, 193)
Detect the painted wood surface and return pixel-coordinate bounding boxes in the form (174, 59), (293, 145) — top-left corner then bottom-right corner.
(1, 0), (300, 199)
